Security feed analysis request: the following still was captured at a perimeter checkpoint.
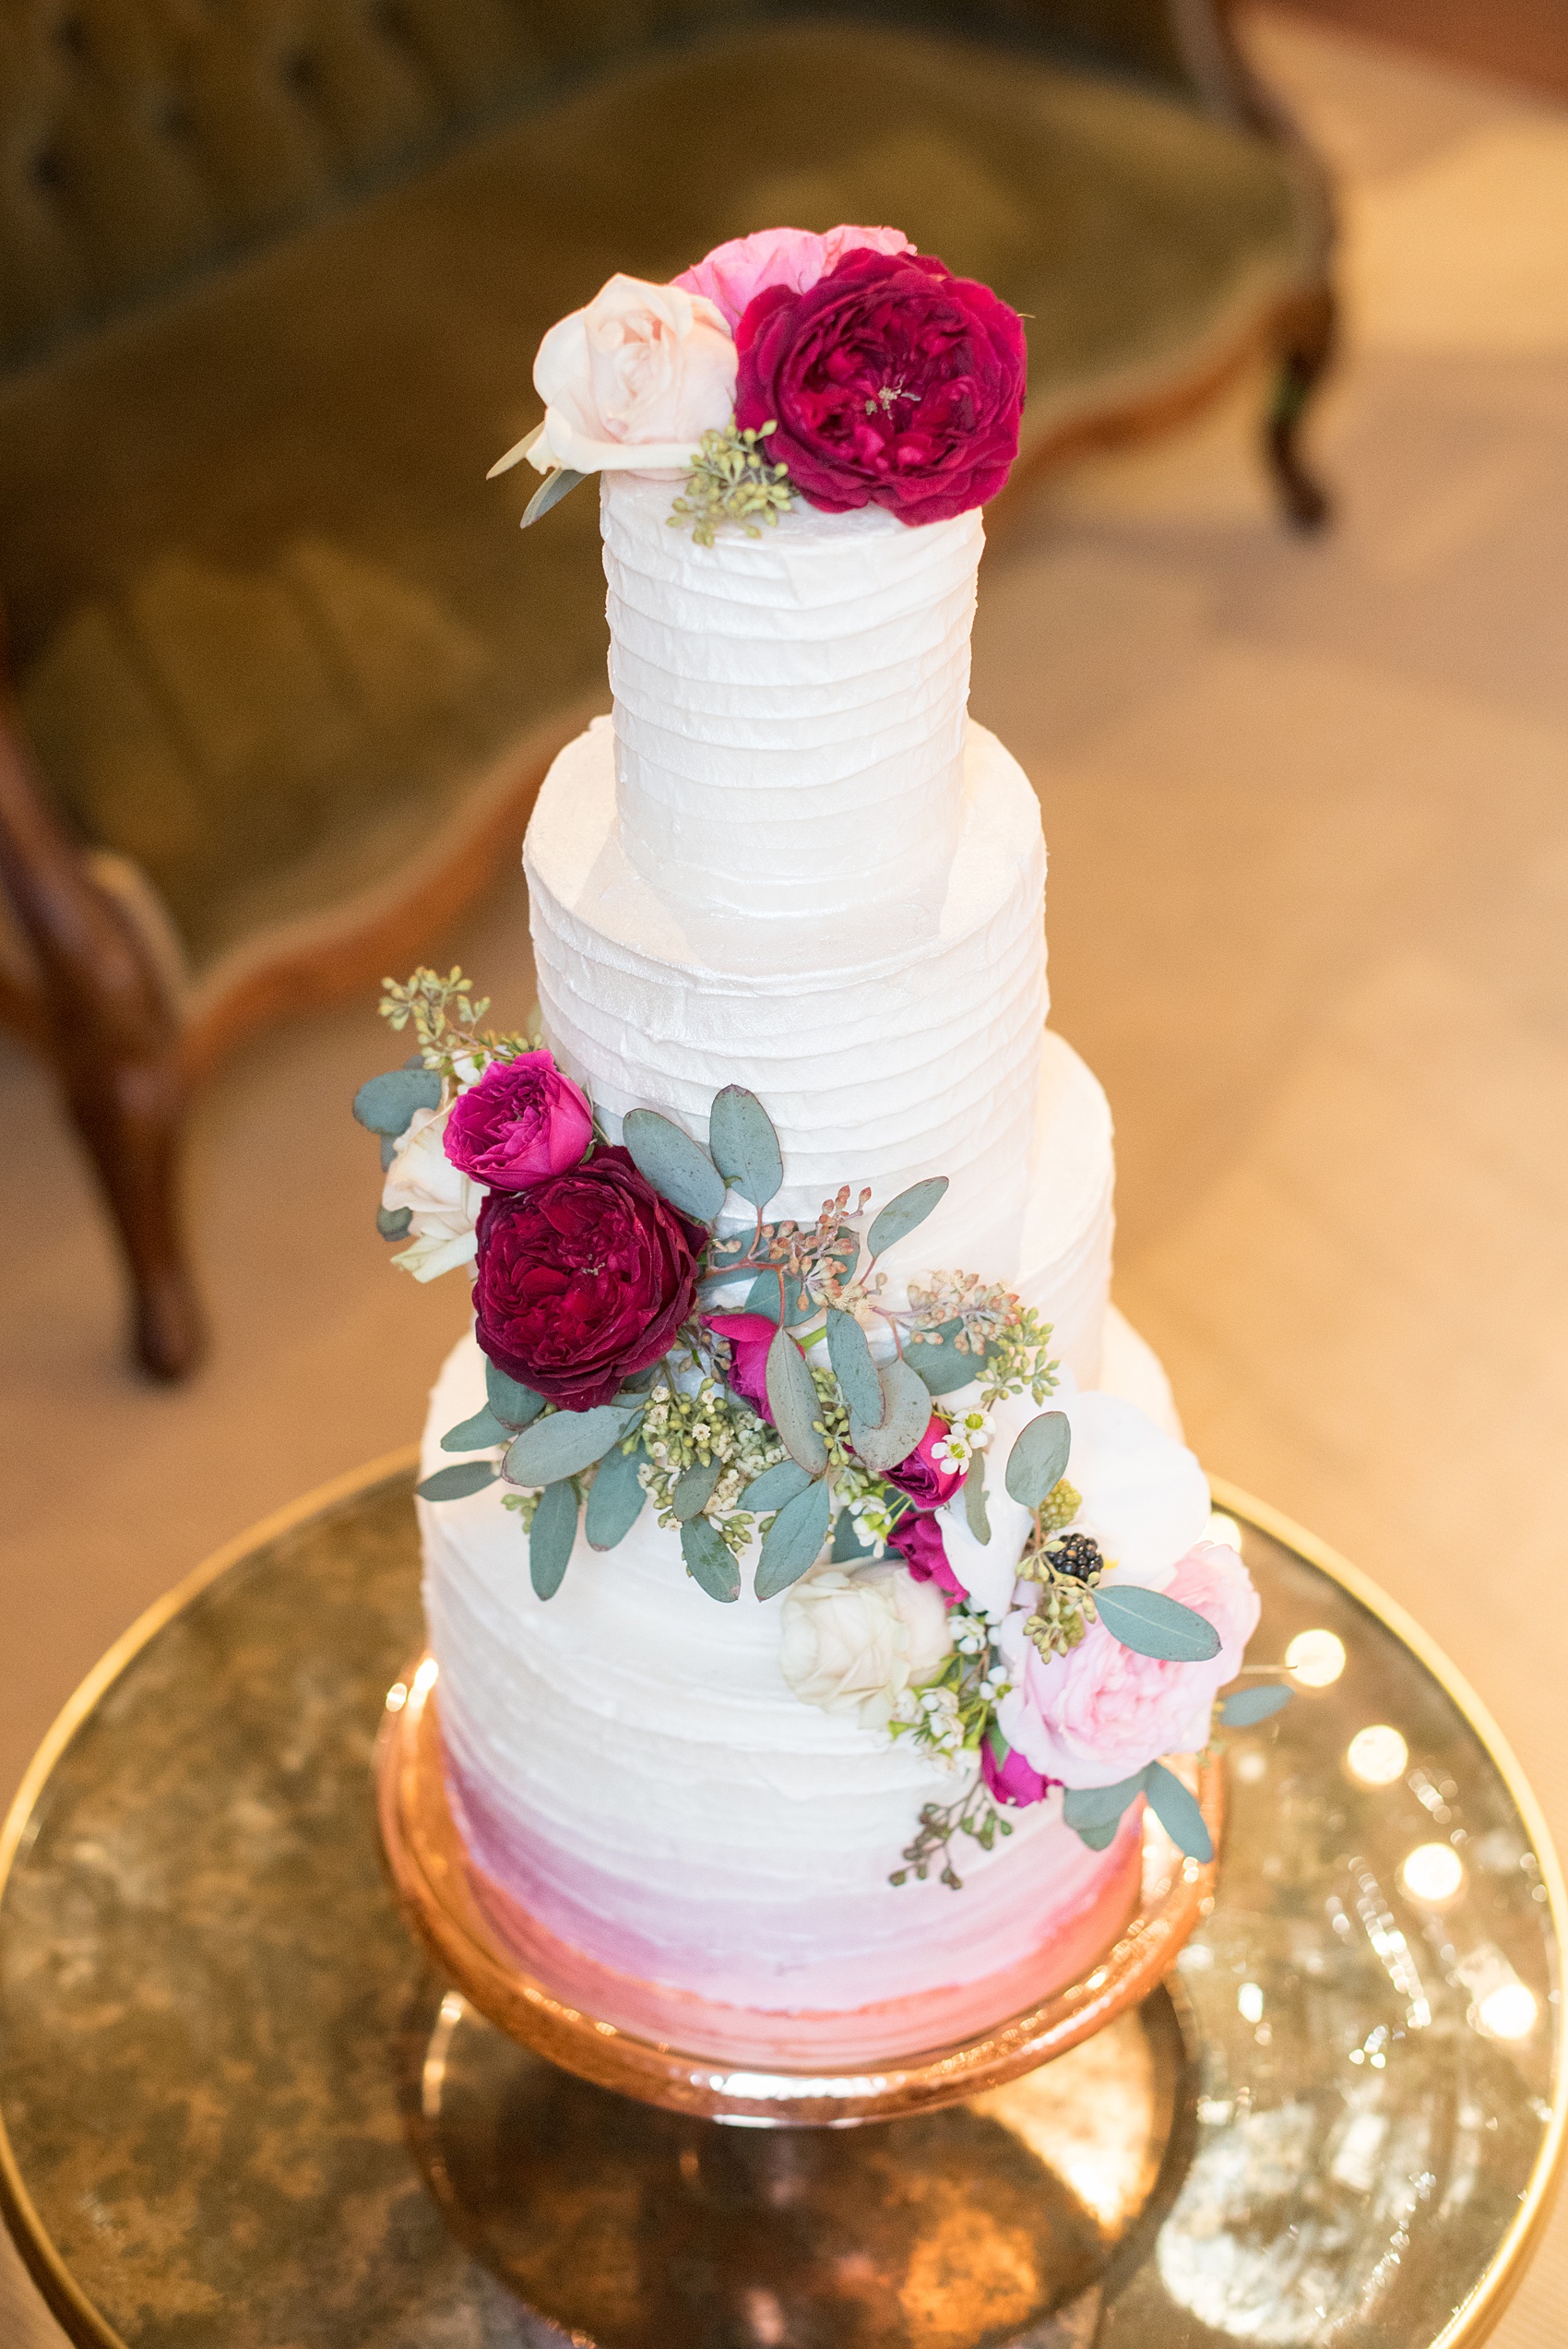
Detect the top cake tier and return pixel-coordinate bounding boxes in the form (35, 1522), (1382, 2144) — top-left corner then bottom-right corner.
(603, 474), (983, 919)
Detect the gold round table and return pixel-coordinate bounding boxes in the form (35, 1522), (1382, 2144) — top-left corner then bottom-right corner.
(0, 1458), (1562, 2348)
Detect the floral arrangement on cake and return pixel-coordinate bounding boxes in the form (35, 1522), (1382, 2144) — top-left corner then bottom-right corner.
(358, 971), (1287, 1887)
(486, 221), (1028, 539)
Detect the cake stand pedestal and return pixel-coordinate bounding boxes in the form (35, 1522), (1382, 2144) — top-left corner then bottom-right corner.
(0, 1459), (1562, 2349)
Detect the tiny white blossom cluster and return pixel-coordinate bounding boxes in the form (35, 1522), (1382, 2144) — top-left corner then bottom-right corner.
(929, 1405), (990, 1479)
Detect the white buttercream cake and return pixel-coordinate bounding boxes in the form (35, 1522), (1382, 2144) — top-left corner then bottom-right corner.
(410, 467), (1214, 2065)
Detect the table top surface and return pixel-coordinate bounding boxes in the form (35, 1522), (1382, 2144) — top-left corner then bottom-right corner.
(0, 1457), (1562, 2349)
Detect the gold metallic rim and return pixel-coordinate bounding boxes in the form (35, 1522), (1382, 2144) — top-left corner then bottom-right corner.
(375, 1651), (1220, 2123)
(0, 1448), (422, 2349)
(1209, 1479), (1568, 2349)
(0, 1463), (1560, 2343)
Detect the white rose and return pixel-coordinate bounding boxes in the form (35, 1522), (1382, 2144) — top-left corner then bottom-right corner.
(529, 275), (737, 477)
(778, 1562), (952, 1731)
(382, 1105), (486, 1282)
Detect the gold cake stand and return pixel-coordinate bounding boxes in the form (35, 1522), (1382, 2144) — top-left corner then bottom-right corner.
(375, 1651), (1222, 2125)
(0, 1456), (1562, 2349)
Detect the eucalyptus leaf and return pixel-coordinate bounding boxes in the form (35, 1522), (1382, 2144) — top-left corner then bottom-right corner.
(1144, 1760), (1214, 1863)
(505, 1403), (635, 1487)
(1004, 1411), (1073, 1508)
(379, 1132), (398, 1172)
(1071, 1818), (1122, 1853)
(1095, 1582), (1221, 1663)
(673, 1458), (724, 1521)
(826, 1307), (883, 1425)
(440, 1404), (511, 1453)
(964, 1449), (992, 1545)
(906, 1320), (986, 1397)
(866, 1175), (949, 1260)
(742, 1460), (814, 1514)
(832, 1507), (876, 1564)
(521, 465), (587, 527)
(623, 1110), (726, 1223)
(682, 1516), (740, 1603)
(485, 1361), (546, 1429)
(755, 1477), (832, 1601)
(1063, 1772), (1147, 1835)
(742, 1270), (809, 1328)
(353, 1067), (441, 1136)
(584, 1441), (648, 1551)
(376, 1205), (413, 1242)
(849, 1356), (932, 1474)
(486, 420), (545, 478)
(529, 1479), (578, 1600)
(707, 1085), (783, 1210)
(416, 1460), (498, 1504)
(1218, 1684), (1293, 1727)
(766, 1330), (826, 1475)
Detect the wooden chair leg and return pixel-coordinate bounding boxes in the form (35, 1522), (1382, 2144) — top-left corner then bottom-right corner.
(0, 683), (206, 1380)
(1266, 284), (1337, 532)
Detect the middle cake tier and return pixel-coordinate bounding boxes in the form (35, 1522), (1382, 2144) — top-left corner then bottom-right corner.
(526, 712), (1112, 1361)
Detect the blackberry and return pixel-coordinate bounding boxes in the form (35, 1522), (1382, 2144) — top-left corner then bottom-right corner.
(1046, 1530), (1102, 1583)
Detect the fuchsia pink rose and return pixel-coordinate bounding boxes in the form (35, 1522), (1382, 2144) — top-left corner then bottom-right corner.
(443, 1051), (592, 1190)
(881, 1414), (966, 1511)
(887, 1509), (965, 1602)
(704, 1311), (777, 1421)
(734, 248), (1027, 524)
(981, 1735), (1054, 1810)
(998, 1542), (1261, 1792)
(673, 223), (912, 331)
(473, 1147), (705, 1410)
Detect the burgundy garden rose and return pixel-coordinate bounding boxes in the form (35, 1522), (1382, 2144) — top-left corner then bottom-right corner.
(887, 1509), (965, 1603)
(881, 1413), (965, 1511)
(473, 1146), (704, 1409)
(733, 248), (1026, 525)
(444, 1051), (593, 1190)
(981, 1732), (1053, 1810)
(704, 1311), (777, 1421)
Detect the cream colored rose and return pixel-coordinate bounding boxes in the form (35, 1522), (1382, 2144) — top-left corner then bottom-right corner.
(382, 1104), (486, 1282)
(526, 274), (736, 477)
(778, 1562), (953, 1731)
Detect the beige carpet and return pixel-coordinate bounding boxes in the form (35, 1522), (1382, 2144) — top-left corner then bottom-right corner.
(4, 9), (1568, 2341)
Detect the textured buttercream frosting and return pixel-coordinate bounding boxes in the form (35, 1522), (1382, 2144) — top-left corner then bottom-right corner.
(421, 447), (1158, 2037)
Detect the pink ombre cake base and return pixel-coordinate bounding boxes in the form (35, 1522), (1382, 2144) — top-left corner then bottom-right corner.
(445, 1746), (1146, 2067)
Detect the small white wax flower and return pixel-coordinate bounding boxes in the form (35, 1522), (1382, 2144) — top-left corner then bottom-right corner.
(778, 1561), (952, 1731)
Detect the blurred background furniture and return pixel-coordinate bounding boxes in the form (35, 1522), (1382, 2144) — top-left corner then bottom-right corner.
(0, 0), (1336, 1380)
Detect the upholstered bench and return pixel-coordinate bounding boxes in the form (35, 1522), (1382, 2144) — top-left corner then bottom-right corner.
(0, 1), (1334, 1377)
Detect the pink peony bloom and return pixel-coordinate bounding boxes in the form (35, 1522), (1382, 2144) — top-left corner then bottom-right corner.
(735, 247), (1025, 525)
(997, 1542), (1261, 1791)
(887, 1509), (965, 1602)
(881, 1414), (966, 1511)
(673, 223), (912, 332)
(704, 1311), (778, 1421)
(443, 1051), (592, 1190)
(981, 1734), (1054, 1809)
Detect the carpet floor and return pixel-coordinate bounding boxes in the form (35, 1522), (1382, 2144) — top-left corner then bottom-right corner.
(3, 10), (1567, 2342)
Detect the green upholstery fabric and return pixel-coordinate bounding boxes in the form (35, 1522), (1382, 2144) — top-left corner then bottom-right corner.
(0, 18), (1313, 981)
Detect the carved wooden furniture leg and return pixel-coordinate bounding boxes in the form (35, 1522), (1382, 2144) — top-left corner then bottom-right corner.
(0, 684), (206, 1380)
(1267, 284), (1337, 531)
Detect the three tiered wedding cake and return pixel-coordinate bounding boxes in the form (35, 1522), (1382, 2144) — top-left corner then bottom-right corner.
(359, 227), (1260, 2069)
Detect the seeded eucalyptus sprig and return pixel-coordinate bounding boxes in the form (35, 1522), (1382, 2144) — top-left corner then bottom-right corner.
(378, 964), (539, 1089)
(891, 1783), (1013, 1892)
(669, 421), (795, 547)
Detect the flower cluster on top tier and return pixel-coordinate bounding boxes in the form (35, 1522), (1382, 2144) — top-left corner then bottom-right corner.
(357, 969), (1283, 1890)
(486, 222), (1028, 538)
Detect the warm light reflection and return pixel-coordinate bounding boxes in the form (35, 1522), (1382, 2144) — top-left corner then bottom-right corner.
(412, 1655), (440, 1700)
(1347, 1724), (1408, 1786)
(1401, 1842), (1465, 1905)
(1286, 1628), (1347, 1687)
(1477, 1983), (1538, 2042)
(1237, 1982), (1264, 2024)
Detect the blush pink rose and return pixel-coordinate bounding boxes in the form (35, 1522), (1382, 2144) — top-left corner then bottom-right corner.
(881, 1414), (965, 1511)
(704, 1311), (777, 1421)
(997, 1542), (1261, 1791)
(981, 1734), (1053, 1809)
(887, 1509), (965, 1602)
(443, 1051), (592, 1190)
(673, 223), (912, 331)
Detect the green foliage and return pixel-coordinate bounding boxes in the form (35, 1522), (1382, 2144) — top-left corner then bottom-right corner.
(378, 965), (537, 1090)
(673, 1458), (724, 1521)
(584, 1439), (648, 1551)
(1219, 1684), (1292, 1726)
(825, 1307), (882, 1425)
(741, 1460), (814, 1514)
(505, 1404), (637, 1486)
(849, 1355), (931, 1473)
(623, 1110), (726, 1223)
(485, 1361), (546, 1430)
(1004, 1411), (1072, 1508)
(353, 1067), (441, 1136)
(766, 1328), (827, 1475)
(521, 465), (588, 527)
(529, 1479), (579, 1599)
(416, 1460), (498, 1503)
(963, 1449), (991, 1544)
(1144, 1759), (1214, 1862)
(376, 1206), (413, 1242)
(1094, 1583), (1221, 1663)
(890, 1780), (1012, 1891)
(865, 1176), (948, 1260)
(754, 1476), (831, 1601)
(681, 1516), (741, 1603)
(708, 1086), (783, 1210)
(440, 1404), (512, 1453)
(669, 422), (795, 547)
